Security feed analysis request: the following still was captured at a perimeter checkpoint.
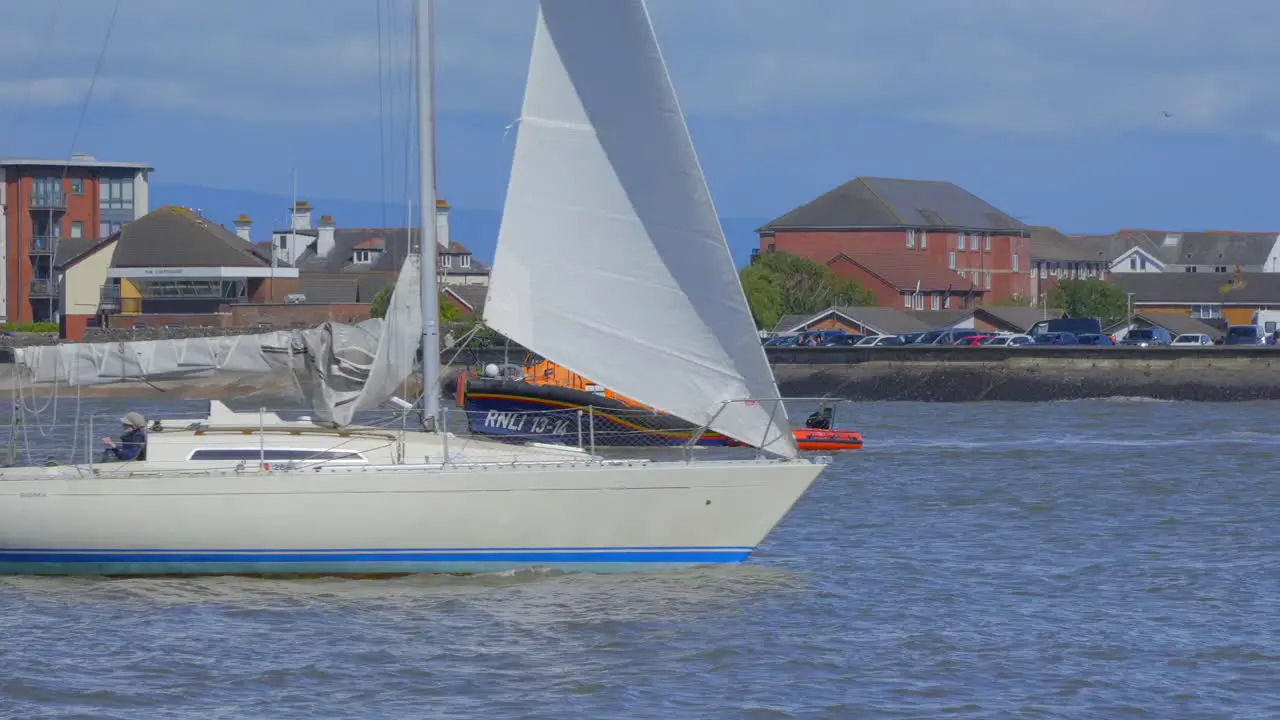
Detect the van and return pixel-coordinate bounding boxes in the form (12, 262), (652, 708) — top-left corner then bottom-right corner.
(1253, 310), (1280, 335)
(1224, 325), (1264, 345)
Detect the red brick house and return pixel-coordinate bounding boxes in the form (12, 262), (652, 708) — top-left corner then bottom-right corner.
(827, 251), (981, 310)
(758, 176), (1032, 305)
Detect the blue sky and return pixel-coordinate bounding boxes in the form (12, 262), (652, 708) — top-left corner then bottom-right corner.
(3, 0), (1280, 264)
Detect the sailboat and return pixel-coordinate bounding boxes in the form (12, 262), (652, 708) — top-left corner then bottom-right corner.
(0, 0), (828, 575)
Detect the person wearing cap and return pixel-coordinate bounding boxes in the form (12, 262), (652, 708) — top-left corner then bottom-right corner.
(102, 411), (148, 462)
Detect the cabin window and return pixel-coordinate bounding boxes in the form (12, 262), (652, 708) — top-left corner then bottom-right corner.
(187, 448), (368, 463)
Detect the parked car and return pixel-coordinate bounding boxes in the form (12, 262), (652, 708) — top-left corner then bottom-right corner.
(1034, 332), (1079, 345)
(1223, 325), (1265, 346)
(1076, 333), (1115, 346)
(954, 334), (995, 346)
(1028, 317), (1102, 340)
(931, 329), (984, 345)
(981, 334), (1033, 347)
(1171, 333), (1213, 347)
(1120, 327), (1172, 347)
(820, 333), (864, 347)
(856, 335), (903, 346)
(899, 332), (926, 345)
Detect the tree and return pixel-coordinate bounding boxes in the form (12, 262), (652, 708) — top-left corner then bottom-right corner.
(739, 252), (874, 329)
(369, 285), (464, 323)
(1048, 279), (1129, 326)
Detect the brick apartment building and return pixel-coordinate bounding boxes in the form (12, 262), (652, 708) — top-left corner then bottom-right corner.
(757, 177), (1032, 306)
(0, 154), (152, 323)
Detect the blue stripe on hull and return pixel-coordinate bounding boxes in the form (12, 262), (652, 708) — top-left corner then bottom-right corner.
(0, 548), (754, 576)
(463, 395), (735, 448)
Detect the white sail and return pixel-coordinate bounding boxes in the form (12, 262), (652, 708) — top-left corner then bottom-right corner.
(16, 256), (423, 427)
(483, 1), (796, 457)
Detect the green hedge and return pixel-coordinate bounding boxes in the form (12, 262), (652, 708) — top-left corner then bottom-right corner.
(1, 322), (59, 333)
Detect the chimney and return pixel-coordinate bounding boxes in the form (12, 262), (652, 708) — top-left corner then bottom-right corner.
(291, 200), (313, 231)
(435, 199), (450, 250)
(233, 213), (253, 242)
(317, 215), (336, 257)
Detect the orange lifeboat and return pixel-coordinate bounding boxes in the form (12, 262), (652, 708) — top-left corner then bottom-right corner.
(793, 428), (863, 452)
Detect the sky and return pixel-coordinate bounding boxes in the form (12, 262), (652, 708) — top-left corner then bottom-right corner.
(3, 0), (1280, 264)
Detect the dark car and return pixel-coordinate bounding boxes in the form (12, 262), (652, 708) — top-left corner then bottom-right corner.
(1120, 327), (1172, 346)
(899, 332), (926, 345)
(1034, 332), (1079, 345)
(1076, 333), (1115, 346)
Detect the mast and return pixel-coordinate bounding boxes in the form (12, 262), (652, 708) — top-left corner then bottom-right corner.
(415, 0), (441, 431)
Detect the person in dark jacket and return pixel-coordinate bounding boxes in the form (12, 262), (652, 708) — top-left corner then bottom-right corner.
(102, 411), (147, 462)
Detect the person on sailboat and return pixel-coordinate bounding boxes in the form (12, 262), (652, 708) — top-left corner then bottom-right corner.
(102, 412), (148, 462)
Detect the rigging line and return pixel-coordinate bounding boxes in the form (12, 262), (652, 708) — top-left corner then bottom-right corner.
(2, 0), (65, 149)
(401, 1), (416, 225)
(61, 0), (122, 177)
(376, 0), (388, 230)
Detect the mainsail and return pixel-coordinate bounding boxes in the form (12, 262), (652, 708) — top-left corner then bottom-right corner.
(483, 1), (796, 457)
(15, 255), (422, 427)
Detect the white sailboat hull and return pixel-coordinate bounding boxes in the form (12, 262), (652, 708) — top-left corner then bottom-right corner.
(0, 459), (823, 575)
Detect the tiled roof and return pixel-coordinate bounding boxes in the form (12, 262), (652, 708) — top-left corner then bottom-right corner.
(1111, 271), (1280, 304)
(1030, 226), (1148, 263)
(111, 206), (272, 269)
(445, 285), (487, 314)
(908, 310), (975, 329)
(298, 277), (360, 304)
(975, 306), (1065, 332)
(292, 228), (490, 276)
(1120, 229), (1279, 267)
(762, 177), (1023, 233)
(1130, 313), (1224, 340)
(772, 314), (810, 333)
(829, 251), (979, 293)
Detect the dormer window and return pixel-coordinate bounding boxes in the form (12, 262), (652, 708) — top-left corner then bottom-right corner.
(353, 250), (372, 264)
(440, 255), (452, 268)
(460, 255), (471, 268)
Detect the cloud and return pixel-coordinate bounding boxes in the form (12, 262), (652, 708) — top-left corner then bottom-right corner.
(2, 0), (1279, 139)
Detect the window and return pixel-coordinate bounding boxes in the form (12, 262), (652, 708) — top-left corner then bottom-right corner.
(984, 271), (992, 290)
(906, 229), (916, 248)
(1038, 262), (1046, 279)
(353, 250), (372, 264)
(1184, 266), (1198, 273)
(931, 294), (940, 310)
(1012, 253), (1020, 272)
(100, 177), (134, 210)
(970, 270), (979, 284)
(187, 448), (368, 463)
(767, 243), (776, 253)
(958, 232), (967, 250)
(70, 178), (84, 195)
(949, 251), (956, 269)
(1140, 256), (1148, 270)
(1190, 304), (1221, 319)
(70, 221), (83, 238)
(278, 235), (289, 250)
(920, 230), (928, 249)
(460, 255), (471, 268)
(903, 293), (911, 308)
(99, 221), (123, 239)
(985, 235), (992, 252)
(1129, 256), (1138, 270)
(1215, 265), (1227, 273)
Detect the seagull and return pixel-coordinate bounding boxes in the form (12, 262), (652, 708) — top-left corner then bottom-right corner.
(1162, 110), (1174, 118)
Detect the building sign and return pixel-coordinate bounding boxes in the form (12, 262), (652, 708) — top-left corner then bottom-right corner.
(142, 268), (191, 276)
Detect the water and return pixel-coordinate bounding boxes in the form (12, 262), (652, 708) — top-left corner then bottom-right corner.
(2, 398), (1279, 718)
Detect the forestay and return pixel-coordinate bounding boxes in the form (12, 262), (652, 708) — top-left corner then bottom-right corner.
(483, 0), (796, 457)
(15, 256), (422, 427)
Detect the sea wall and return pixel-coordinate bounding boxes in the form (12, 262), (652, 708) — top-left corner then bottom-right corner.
(765, 347), (1280, 401)
(3, 346), (1279, 402)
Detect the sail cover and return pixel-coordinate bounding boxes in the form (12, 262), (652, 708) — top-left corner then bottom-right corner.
(483, 1), (796, 457)
(16, 255), (422, 427)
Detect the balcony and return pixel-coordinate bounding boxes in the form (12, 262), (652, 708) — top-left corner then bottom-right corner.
(30, 236), (56, 255)
(29, 191), (67, 211)
(29, 279), (55, 298)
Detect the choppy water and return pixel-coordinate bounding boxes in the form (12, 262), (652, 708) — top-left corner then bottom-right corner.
(2, 398), (1279, 718)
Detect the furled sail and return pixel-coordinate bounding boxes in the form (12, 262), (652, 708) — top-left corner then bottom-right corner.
(15, 255), (423, 427)
(483, 1), (796, 457)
